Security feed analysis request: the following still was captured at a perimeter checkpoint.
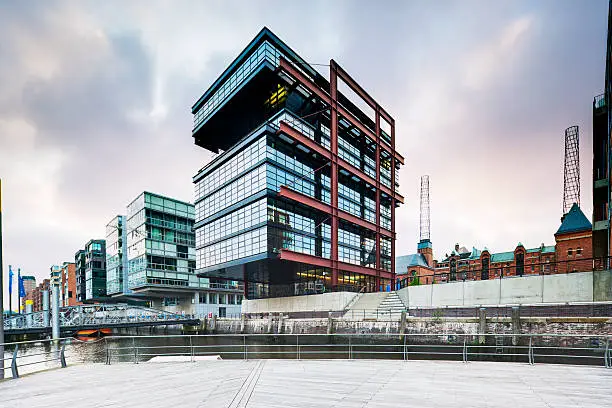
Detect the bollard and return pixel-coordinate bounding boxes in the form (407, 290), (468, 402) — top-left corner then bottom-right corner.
(11, 345), (19, 379)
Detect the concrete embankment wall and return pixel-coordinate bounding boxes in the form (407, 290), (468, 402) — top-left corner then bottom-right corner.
(397, 271), (603, 308)
(240, 271), (612, 315)
(208, 315), (612, 337)
(242, 292), (358, 314)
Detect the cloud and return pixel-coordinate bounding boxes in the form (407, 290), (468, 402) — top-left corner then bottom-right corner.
(0, 0), (609, 302)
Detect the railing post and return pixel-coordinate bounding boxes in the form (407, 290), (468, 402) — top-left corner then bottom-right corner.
(462, 337), (467, 363)
(605, 339), (610, 369)
(403, 335), (407, 361)
(190, 335), (194, 362)
(60, 344), (67, 368)
(528, 336), (534, 365)
(105, 338), (110, 365)
(244, 335), (247, 361)
(11, 345), (19, 379)
(349, 336), (352, 360)
(296, 334), (300, 360)
(133, 338), (138, 364)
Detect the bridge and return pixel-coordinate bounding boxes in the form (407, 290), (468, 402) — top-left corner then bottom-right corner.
(2, 304), (200, 336)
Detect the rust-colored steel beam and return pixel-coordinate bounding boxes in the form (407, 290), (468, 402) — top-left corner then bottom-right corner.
(331, 59), (394, 126)
(277, 119), (403, 203)
(278, 58), (404, 165)
(277, 122), (332, 159)
(277, 187), (393, 238)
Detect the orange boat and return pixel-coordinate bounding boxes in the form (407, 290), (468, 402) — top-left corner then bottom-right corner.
(74, 328), (112, 341)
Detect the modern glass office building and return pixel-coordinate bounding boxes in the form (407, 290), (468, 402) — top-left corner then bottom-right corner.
(192, 28), (404, 298)
(75, 250), (86, 302)
(84, 239), (107, 300)
(106, 215), (129, 296)
(125, 191), (242, 315)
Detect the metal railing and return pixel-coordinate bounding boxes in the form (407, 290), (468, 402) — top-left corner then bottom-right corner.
(102, 333), (612, 368)
(2, 333), (611, 380)
(3, 304), (195, 330)
(1, 338), (71, 379)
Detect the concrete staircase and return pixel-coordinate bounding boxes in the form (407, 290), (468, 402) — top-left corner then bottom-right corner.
(345, 291), (407, 320)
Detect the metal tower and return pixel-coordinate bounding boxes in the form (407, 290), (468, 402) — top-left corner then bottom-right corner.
(563, 126), (580, 215)
(419, 175), (430, 241)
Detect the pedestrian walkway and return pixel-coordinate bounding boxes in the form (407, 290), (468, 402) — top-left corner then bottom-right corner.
(1, 359), (610, 407)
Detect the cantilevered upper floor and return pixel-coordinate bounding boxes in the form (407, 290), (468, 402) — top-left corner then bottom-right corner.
(191, 27), (399, 160)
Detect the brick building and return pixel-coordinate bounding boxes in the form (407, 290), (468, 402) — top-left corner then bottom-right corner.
(397, 204), (593, 285)
(61, 262), (80, 306)
(20, 275), (36, 311)
(30, 279), (50, 312)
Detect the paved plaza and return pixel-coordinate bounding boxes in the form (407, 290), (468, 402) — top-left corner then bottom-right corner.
(1, 359), (610, 407)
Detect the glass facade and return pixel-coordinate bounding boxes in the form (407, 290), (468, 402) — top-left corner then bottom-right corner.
(192, 29), (401, 297)
(106, 215), (128, 296)
(84, 239), (106, 300)
(126, 192), (207, 289)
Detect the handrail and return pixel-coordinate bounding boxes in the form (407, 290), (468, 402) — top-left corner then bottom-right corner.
(100, 333), (612, 369)
(1, 338), (70, 379)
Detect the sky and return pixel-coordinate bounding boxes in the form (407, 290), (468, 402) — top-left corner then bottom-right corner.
(0, 0), (609, 306)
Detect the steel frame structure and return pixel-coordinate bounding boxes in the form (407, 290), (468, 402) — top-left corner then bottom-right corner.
(275, 57), (404, 290)
(563, 125), (580, 215)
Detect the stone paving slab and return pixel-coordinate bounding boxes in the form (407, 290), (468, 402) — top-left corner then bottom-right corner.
(1, 360), (610, 407)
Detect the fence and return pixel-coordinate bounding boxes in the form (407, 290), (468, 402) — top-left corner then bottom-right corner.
(102, 333), (612, 367)
(2, 333), (611, 380)
(1, 338), (71, 379)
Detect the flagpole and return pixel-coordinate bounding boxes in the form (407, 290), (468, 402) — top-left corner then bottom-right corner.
(0, 178), (5, 379)
(8, 265), (11, 315)
(17, 268), (21, 314)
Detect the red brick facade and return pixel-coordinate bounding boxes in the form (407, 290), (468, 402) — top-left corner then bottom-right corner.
(399, 204), (594, 285)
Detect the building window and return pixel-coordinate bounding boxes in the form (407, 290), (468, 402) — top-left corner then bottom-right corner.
(209, 293), (217, 304)
(568, 248), (573, 257)
(481, 257), (489, 280)
(576, 247), (582, 256)
(199, 293), (207, 304)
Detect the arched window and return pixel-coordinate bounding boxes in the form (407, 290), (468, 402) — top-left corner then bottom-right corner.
(515, 252), (525, 276)
(568, 248), (573, 257)
(576, 247), (582, 256)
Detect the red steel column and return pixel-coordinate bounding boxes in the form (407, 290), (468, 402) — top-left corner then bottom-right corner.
(330, 61), (339, 289)
(375, 108), (381, 291)
(390, 119), (396, 290)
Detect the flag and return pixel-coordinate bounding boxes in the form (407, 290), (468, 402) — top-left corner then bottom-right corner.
(18, 268), (26, 298)
(8, 264), (13, 297)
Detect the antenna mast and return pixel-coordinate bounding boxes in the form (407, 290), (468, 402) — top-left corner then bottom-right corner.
(419, 175), (430, 241)
(563, 125), (580, 215)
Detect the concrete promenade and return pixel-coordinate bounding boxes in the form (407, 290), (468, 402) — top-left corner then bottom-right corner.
(1, 360), (610, 407)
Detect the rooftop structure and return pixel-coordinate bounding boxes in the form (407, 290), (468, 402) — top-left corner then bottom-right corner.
(192, 27), (404, 298)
